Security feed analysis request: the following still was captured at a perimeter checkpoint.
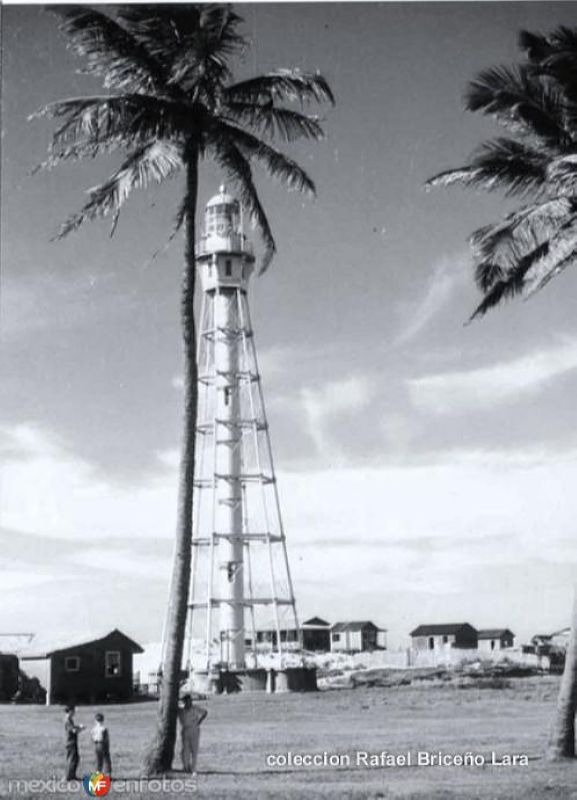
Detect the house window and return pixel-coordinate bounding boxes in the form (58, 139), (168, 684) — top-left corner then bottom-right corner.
(105, 651), (122, 677)
(65, 656), (80, 672)
(428, 637), (435, 650)
(333, 633), (340, 642)
(491, 640), (496, 651)
(225, 259), (232, 277)
(442, 635), (449, 644)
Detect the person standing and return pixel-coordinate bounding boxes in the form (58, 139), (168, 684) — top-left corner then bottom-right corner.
(64, 706), (84, 781)
(91, 712), (112, 776)
(177, 694), (207, 774)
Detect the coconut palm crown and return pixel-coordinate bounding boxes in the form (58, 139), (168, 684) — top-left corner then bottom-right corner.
(34, 4), (334, 775)
(427, 26), (577, 320)
(36, 4), (334, 269)
(427, 25), (577, 763)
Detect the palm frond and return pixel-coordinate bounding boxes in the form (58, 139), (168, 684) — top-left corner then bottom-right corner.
(427, 138), (548, 197)
(467, 138), (549, 195)
(474, 261), (506, 292)
(148, 198), (189, 265)
(224, 101), (325, 142)
(55, 141), (184, 239)
(465, 64), (570, 148)
(538, 26), (577, 82)
(425, 167), (478, 190)
(31, 138), (124, 174)
(470, 197), (576, 265)
(470, 212), (577, 318)
(546, 154), (577, 195)
(226, 70), (335, 107)
(525, 245), (577, 297)
(52, 6), (168, 94)
(33, 94), (199, 153)
(469, 238), (550, 319)
(213, 140), (276, 273)
(522, 215), (577, 295)
(518, 29), (551, 62)
(214, 122), (316, 197)
(116, 5), (244, 100)
(169, 5), (245, 94)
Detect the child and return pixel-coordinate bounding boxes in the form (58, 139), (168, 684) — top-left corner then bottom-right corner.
(91, 712), (112, 776)
(177, 694), (207, 774)
(64, 706), (84, 781)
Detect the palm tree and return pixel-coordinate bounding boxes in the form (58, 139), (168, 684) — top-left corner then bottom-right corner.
(427, 26), (577, 760)
(34, 4), (334, 774)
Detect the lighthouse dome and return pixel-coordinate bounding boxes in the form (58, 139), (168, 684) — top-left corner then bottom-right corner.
(206, 185), (237, 208)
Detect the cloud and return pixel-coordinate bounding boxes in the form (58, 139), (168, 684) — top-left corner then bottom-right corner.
(409, 338), (577, 415)
(1, 423), (177, 541)
(299, 376), (373, 459)
(395, 255), (467, 345)
(156, 448), (180, 469)
(4, 418), (577, 646)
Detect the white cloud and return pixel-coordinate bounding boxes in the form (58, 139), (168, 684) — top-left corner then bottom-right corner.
(395, 255), (467, 345)
(409, 338), (577, 415)
(5, 420), (577, 648)
(1, 424), (177, 542)
(300, 376), (373, 459)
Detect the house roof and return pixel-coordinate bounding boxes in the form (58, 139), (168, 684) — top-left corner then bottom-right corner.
(477, 629), (515, 639)
(302, 617), (331, 627)
(20, 628), (144, 659)
(331, 621), (381, 633)
(410, 623), (477, 637)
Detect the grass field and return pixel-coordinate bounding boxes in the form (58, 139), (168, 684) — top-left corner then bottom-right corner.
(2, 676), (577, 799)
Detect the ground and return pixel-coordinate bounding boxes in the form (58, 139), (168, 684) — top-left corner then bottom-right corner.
(1, 676), (577, 799)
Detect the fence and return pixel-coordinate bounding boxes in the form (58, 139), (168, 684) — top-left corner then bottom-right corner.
(308, 647), (549, 672)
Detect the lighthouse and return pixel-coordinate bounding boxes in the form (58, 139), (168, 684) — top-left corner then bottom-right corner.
(177, 186), (306, 689)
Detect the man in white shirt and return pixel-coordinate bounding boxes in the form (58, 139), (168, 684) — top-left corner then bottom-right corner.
(91, 712), (112, 775)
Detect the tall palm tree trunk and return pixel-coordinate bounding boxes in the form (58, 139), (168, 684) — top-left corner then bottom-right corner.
(548, 588), (577, 760)
(143, 150), (199, 776)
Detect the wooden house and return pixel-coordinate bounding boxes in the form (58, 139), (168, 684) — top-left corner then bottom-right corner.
(301, 617), (331, 652)
(0, 654), (19, 701)
(330, 621), (386, 653)
(410, 623), (478, 651)
(20, 629), (143, 705)
(477, 629), (515, 652)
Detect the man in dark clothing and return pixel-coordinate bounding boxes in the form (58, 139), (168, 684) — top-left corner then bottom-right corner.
(64, 706), (84, 781)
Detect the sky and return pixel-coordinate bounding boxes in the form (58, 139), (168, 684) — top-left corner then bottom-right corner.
(3, 2), (577, 652)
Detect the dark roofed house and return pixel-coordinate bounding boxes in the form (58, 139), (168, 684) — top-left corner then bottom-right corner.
(477, 629), (515, 652)
(0, 654), (19, 701)
(301, 617), (331, 652)
(331, 621), (387, 653)
(410, 623), (478, 651)
(20, 628), (143, 706)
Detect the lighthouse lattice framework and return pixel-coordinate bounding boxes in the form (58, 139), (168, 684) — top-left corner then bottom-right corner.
(184, 186), (300, 673)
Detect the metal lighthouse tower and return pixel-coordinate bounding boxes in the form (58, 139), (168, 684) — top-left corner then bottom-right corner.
(182, 186), (300, 687)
